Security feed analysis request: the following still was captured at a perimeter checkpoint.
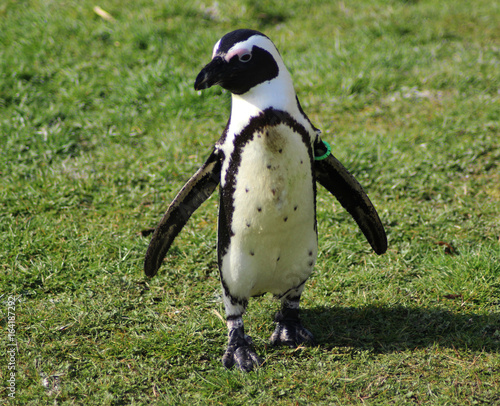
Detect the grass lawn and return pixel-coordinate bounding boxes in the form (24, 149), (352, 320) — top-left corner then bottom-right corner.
(1, 0), (499, 404)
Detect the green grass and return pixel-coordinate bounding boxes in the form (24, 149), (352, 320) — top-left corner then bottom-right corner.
(1, 0), (499, 404)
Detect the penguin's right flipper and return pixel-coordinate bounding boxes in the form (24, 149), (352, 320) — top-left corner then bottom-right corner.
(144, 149), (222, 277)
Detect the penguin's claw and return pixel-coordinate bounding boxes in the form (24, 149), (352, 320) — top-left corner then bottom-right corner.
(223, 327), (262, 372)
(222, 345), (262, 372)
(270, 313), (315, 348)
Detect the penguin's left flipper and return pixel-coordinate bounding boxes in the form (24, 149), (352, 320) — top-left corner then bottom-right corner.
(144, 149), (222, 277)
(314, 142), (387, 255)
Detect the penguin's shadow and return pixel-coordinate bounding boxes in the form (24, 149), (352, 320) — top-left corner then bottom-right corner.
(300, 305), (500, 353)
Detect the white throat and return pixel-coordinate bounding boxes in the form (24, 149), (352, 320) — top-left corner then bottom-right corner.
(229, 68), (297, 134)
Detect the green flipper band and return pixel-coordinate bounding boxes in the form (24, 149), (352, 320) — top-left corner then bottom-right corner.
(314, 140), (331, 161)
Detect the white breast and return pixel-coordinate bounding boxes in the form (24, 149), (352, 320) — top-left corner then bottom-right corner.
(219, 122), (318, 299)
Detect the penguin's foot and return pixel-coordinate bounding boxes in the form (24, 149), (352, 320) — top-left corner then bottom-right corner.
(270, 311), (315, 348)
(222, 326), (262, 372)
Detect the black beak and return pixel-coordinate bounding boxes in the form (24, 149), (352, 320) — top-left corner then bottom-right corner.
(194, 57), (226, 91)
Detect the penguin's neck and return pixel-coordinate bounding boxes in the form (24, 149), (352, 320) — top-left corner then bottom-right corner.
(229, 69), (298, 135)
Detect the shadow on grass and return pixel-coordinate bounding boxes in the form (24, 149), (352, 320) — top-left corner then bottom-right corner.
(301, 305), (500, 353)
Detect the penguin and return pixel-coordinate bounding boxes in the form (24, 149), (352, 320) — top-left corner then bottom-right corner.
(144, 29), (387, 372)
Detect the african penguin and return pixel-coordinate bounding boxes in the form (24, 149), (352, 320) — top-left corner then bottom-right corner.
(145, 29), (387, 372)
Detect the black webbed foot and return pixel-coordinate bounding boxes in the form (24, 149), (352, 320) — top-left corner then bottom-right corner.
(270, 309), (315, 348)
(222, 326), (262, 372)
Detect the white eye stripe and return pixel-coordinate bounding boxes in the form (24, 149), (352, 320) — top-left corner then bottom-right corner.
(224, 46), (252, 62)
(212, 39), (221, 59)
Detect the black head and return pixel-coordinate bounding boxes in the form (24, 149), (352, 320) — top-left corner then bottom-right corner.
(194, 29), (280, 95)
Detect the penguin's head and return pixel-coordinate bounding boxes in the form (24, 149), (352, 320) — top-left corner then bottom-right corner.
(194, 29), (288, 96)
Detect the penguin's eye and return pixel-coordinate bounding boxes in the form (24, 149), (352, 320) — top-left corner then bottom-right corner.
(239, 53), (252, 63)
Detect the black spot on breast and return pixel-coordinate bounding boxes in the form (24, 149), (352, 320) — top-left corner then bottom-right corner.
(246, 222), (251, 228)
(284, 217), (288, 222)
(245, 187), (249, 193)
(250, 250), (255, 256)
(278, 149), (282, 153)
(257, 207), (262, 212)
(308, 250), (313, 256)
(300, 160), (303, 164)
(294, 206), (298, 211)
(267, 164), (272, 169)
(308, 260), (314, 267)
(277, 256), (280, 262)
